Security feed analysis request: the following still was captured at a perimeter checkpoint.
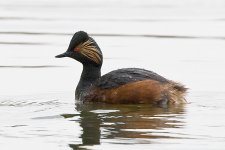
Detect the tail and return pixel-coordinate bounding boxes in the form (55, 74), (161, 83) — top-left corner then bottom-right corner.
(167, 81), (188, 104)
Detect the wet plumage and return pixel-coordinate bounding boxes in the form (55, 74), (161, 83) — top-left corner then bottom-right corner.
(95, 68), (169, 89)
(56, 31), (187, 105)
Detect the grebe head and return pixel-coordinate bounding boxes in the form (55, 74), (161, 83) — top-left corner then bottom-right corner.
(56, 31), (103, 67)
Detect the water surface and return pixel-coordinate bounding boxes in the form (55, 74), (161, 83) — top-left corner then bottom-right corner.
(1, 0), (225, 149)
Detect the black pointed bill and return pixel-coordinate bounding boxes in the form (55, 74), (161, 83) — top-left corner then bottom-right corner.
(55, 52), (69, 58)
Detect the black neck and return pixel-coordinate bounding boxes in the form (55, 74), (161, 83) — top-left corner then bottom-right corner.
(75, 64), (101, 100)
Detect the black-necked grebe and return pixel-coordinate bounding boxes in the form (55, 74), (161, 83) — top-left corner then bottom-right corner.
(56, 31), (187, 105)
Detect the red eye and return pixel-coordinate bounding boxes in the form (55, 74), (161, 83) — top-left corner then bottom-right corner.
(74, 47), (80, 52)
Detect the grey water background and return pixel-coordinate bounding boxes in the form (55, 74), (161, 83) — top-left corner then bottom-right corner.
(1, 0), (225, 149)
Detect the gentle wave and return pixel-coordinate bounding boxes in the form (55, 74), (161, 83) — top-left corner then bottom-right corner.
(0, 41), (47, 45)
(0, 65), (66, 68)
(1, 16), (225, 22)
(0, 31), (224, 40)
(0, 99), (61, 107)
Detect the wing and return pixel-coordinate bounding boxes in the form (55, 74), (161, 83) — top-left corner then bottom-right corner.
(94, 68), (169, 89)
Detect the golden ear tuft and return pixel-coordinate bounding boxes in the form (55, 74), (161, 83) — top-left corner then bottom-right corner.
(79, 40), (102, 64)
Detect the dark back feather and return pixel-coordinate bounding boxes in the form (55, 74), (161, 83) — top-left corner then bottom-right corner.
(95, 68), (169, 89)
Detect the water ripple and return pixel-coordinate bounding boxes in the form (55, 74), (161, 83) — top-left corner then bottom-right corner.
(1, 16), (225, 22)
(0, 65), (66, 68)
(0, 41), (47, 45)
(0, 31), (224, 40)
(0, 99), (61, 107)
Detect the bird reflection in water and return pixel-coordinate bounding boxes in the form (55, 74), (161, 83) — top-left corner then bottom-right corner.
(62, 103), (186, 149)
